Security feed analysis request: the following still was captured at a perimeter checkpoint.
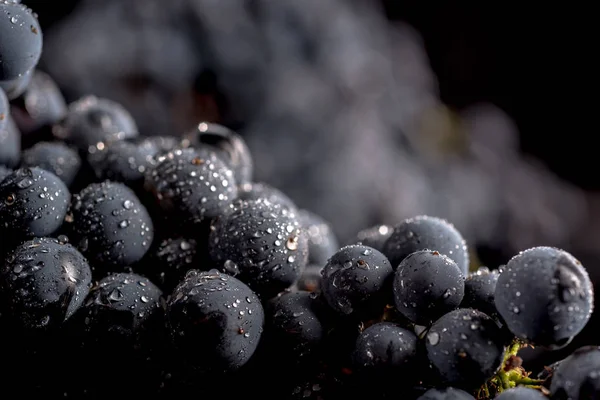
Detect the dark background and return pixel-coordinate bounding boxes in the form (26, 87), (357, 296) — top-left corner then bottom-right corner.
(23, 0), (597, 189)
(21, 0), (599, 368)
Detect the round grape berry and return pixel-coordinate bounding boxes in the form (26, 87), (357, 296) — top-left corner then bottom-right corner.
(352, 322), (418, 375)
(461, 266), (499, 318)
(166, 270), (264, 373)
(237, 181), (297, 211)
(495, 246), (594, 346)
(182, 122), (253, 185)
(0, 2), (43, 81)
(0, 167), (70, 239)
(266, 290), (325, 363)
(416, 387), (475, 400)
(21, 141), (81, 187)
(68, 181), (153, 271)
(209, 198), (308, 298)
(52, 96), (138, 153)
(393, 250), (465, 325)
(550, 346), (600, 400)
(426, 308), (505, 389)
(87, 139), (154, 190)
(494, 387), (547, 400)
(137, 135), (179, 159)
(9, 70), (67, 138)
(321, 244), (393, 315)
(0, 66), (31, 99)
(145, 147), (237, 231)
(143, 237), (200, 292)
(383, 215), (469, 274)
(0, 237), (91, 330)
(79, 272), (163, 346)
(0, 113), (20, 168)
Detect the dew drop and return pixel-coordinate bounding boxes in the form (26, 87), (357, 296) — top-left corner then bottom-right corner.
(427, 331), (440, 346)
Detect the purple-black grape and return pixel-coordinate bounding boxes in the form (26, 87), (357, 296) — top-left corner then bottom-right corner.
(142, 237), (201, 293)
(416, 387), (475, 400)
(0, 237), (91, 330)
(182, 121), (253, 185)
(52, 95), (139, 153)
(87, 139), (154, 191)
(237, 181), (297, 211)
(10, 70), (67, 141)
(495, 246), (593, 346)
(550, 346), (600, 400)
(166, 269), (264, 373)
(0, 112), (20, 168)
(67, 181), (153, 271)
(426, 308), (505, 389)
(393, 250), (465, 325)
(144, 147), (237, 233)
(79, 272), (163, 347)
(321, 244), (393, 316)
(461, 266), (499, 318)
(383, 215), (469, 274)
(0, 2), (42, 81)
(265, 290), (325, 363)
(495, 387), (547, 400)
(21, 141), (81, 187)
(209, 198), (308, 299)
(352, 322), (419, 377)
(0, 167), (70, 240)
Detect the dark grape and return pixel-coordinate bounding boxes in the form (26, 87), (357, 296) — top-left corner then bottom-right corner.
(209, 198), (308, 298)
(166, 270), (264, 373)
(495, 246), (593, 346)
(461, 266), (499, 318)
(182, 122), (253, 185)
(0, 237), (91, 330)
(426, 308), (505, 389)
(237, 181), (297, 211)
(265, 290), (325, 363)
(321, 244), (393, 316)
(383, 215), (469, 274)
(550, 346), (600, 400)
(0, 167), (70, 240)
(52, 96), (139, 153)
(67, 181), (153, 271)
(494, 387), (547, 400)
(393, 250), (465, 325)
(0, 2), (43, 81)
(21, 141), (81, 187)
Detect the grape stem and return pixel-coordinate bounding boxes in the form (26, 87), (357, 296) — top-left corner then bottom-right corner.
(476, 338), (545, 399)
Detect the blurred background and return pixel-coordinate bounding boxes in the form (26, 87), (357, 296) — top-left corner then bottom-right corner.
(22, 0), (598, 365)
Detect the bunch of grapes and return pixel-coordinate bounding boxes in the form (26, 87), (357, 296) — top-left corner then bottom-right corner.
(1, 2), (598, 399)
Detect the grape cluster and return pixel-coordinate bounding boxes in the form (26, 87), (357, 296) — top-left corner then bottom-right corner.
(1, 3), (598, 400)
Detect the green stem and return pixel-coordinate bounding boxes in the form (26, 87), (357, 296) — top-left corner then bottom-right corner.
(513, 377), (545, 385)
(506, 339), (524, 357)
(499, 371), (513, 390)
